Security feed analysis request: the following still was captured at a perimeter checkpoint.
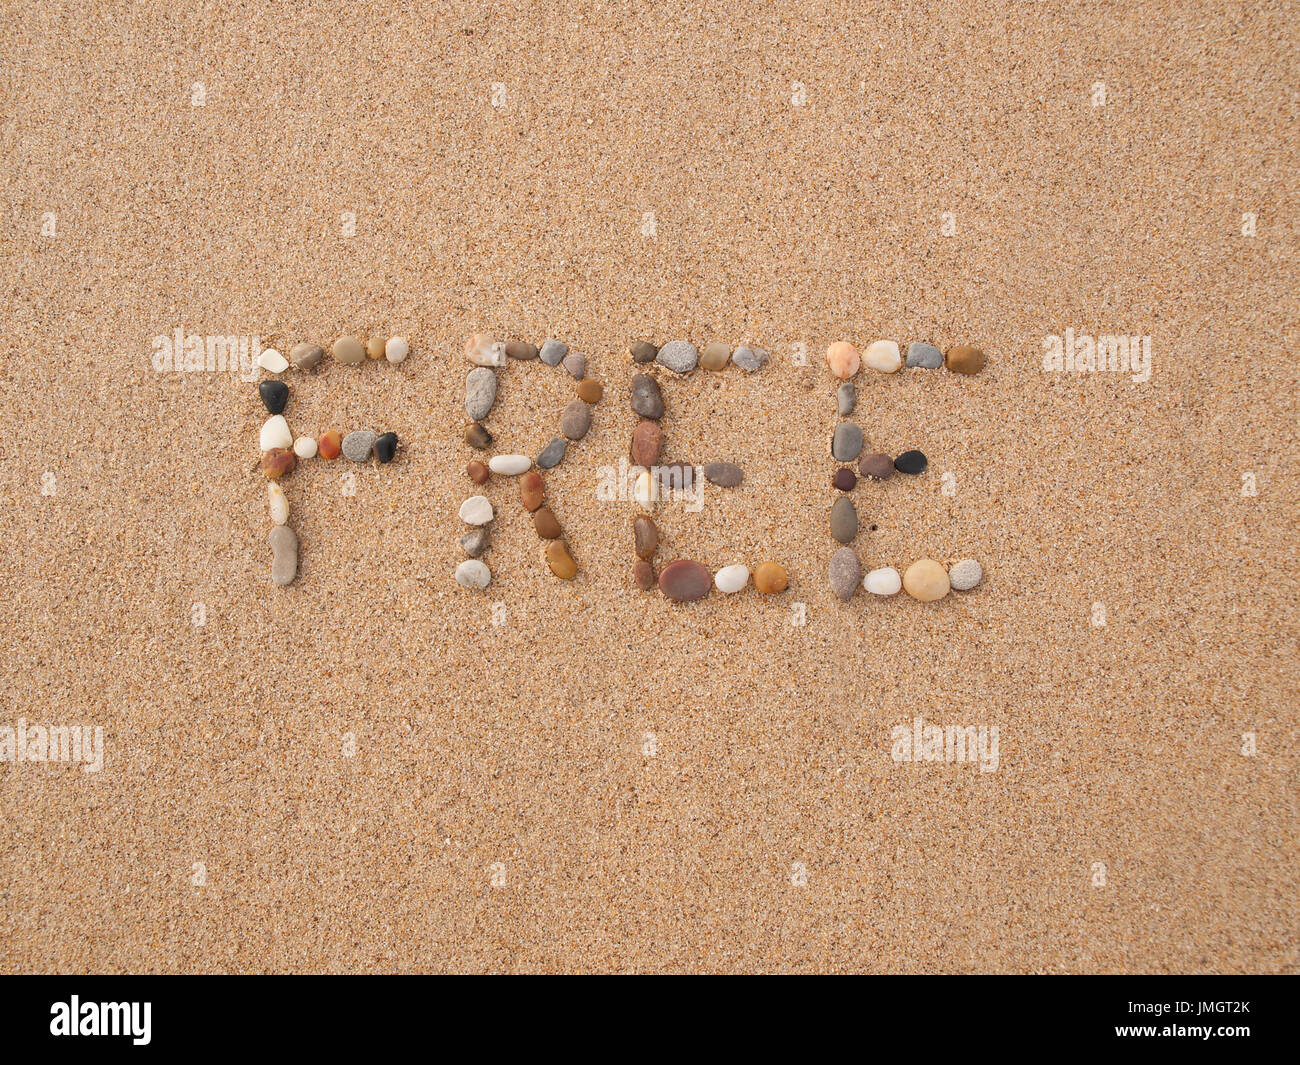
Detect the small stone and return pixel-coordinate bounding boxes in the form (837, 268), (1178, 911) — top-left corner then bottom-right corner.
(865, 567), (902, 596)
(631, 420), (662, 466)
(257, 348), (288, 373)
(458, 496), (493, 526)
(260, 415), (292, 451)
(633, 560), (655, 590)
(576, 379), (603, 403)
(701, 341), (731, 370)
(505, 339), (538, 360)
(832, 423), (863, 462)
(632, 469), (659, 509)
(946, 345), (986, 375)
(385, 337), (409, 364)
(267, 483), (288, 525)
(489, 454), (530, 475)
(732, 344), (769, 372)
(262, 449), (296, 479)
(455, 559), (491, 590)
(342, 429), (377, 462)
(366, 336), (386, 360)
(658, 559), (711, 602)
(562, 352), (586, 380)
(374, 432), (398, 463)
(293, 436), (318, 459)
(259, 380), (289, 414)
(905, 342), (942, 369)
(656, 340), (698, 374)
(833, 468), (857, 491)
(269, 526), (297, 586)
(754, 562), (788, 594)
(520, 472), (544, 511)
(465, 367), (498, 420)
(467, 460), (489, 485)
(537, 436), (566, 468)
(464, 423), (492, 449)
(465, 333), (505, 367)
(460, 528), (489, 558)
(318, 430), (341, 460)
(630, 340), (658, 364)
(545, 540), (578, 580)
(630, 375), (664, 419)
(830, 496), (858, 543)
(904, 559), (950, 601)
(533, 506), (562, 540)
(333, 336), (364, 366)
(539, 339), (568, 366)
(633, 516), (658, 559)
(289, 342), (323, 370)
(715, 564), (749, 594)
(837, 381), (856, 416)
(657, 462), (696, 493)
(827, 341), (859, 379)
(859, 453), (894, 480)
(703, 461), (743, 487)
(949, 559), (983, 591)
(561, 400), (592, 441)
(829, 548), (861, 600)
(894, 449), (927, 475)
(864, 340), (902, 373)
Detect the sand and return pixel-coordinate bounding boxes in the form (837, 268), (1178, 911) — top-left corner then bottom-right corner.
(0, 1), (1296, 974)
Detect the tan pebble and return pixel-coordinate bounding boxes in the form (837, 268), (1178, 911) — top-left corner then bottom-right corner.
(903, 559), (951, 602)
(946, 345), (987, 375)
(754, 562), (788, 594)
(546, 540), (577, 580)
(366, 336), (387, 360)
(701, 341), (730, 370)
(465, 333), (505, 366)
(576, 379), (603, 403)
(333, 335), (365, 365)
(533, 506), (562, 539)
(267, 483), (289, 525)
(269, 526), (298, 586)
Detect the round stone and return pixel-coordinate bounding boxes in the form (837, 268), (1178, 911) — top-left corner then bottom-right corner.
(262, 449), (296, 479)
(830, 496), (858, 543)
(630, 340), (658, 363)
(467, 460), (489, 485)
(949, 559), (983, 591)
(905, 342), (942, 369)
(656, 340), (698, 374)
(832, 423), (863, 462)
(754, 562), (788, 594)
(903, 559), (950, 602)
(269, 526), (297, 586)
(260, 415), (292, 452)
(333, 336), (364, 366)
(545, 541), (578, 580)
(829, 547), (861, 600)
(701, 341), (731, 371)
(505, 339), (538, 360)
(561, 400), (592, 441)
(863, 340), (902, 373)
(259, 380), (289, 414)
(826, 341), (860, 379)
(630, 374), (664, 419)
(631, 420), (662, 467)
(318, 430), (341, 460)
(833, 468), (857, 491)
(894, 449), (928, 475)
(537, 436), (567, 469)
(732, 344), (769, 372)
(633, 516), (659, 559)
(562, 352), (586, 380)
(460, 528), (489, 558)
(658, 559), (711, 601)
(464, 423), (492, 449)
(465, 333), (505, 366)
(703, 461), (743, 487)
(455, 559), (491, 589)
(458, 495), (493, 526)
(366, 336), (386, 360)
(293, 436), (318, 459)
(633, 560), (655, 590)
(576, 379), (603, 403)
(257, 348), (289, 373)
(385, 337), (409, 364)
(715, 564), (750, 593)
(539, 338), (568, 366)
(267, 483), (288, 526)
(342, 429), (378, 462)
(946, 345), (987, 375)
(865, 567), (902, 596)
(489, 454), (530, 475)
(837, 381), (856, 416)
(289, 342), (323, 370)
(533, 506), (562, 540)
(858, 453), (894, 480)
(520, 472), (544, 511)
(374, 432), (398, 463)
(465, 367), (498, 420)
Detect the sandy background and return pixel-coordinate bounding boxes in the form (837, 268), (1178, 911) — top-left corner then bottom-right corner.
(0, 1), (1296, 973)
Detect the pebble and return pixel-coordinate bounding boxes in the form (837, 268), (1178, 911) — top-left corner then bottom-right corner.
(715, 564), (750, 594)
(833, 468), (857, 491)
(633, 515), (658, 559)
(366, 336), (386, 361)
(561, 399), (592, 441)
(732, 344), (769, 372)
(859, 453), (894, 480)
(262, 449), (296, 479)
(460, 528), (489, 558)
(267, 483), (288, 525)
(505, 339), (538, 360)
(830, 496), (858, 543)
(630, 340), (658, 364)
(260, 415), (292, 451)
(293, 436), (318, 459)
(630, 375), (664, 419)
(656, 340), (698, 374)
(829, 548), (861, 600)
(905, 342), (942, 369)
(520, 472), (544, 511)
(658, 462), (696, 493)
(489, 454), (530, 475)
(904, 559), (950, 601)
(631, 420), (662, 466)
(946, 345), (986, 375)
(269, 526), (298, 586)
(827, 341), (860, 379)
(633, 469), (659, 508)
(318, 430), (341, 460)
(703, 461), (743, 487)
(259, 380), (289, 414)
(455, 559), (491, 590)
(458, 496), (493, 526)
(467, 460), (489, 485)
(864, 340), (902, 373)
(576, 379), (603, 403)
(374, 432), (398, 463)
(633, 560), (655, 590)
(464, 423), (492, 449)
(333, 336), (364, 366)
(539, 338), (568, 366)
(562, 352), (586, 380)
(949, 559), (983, 591)
(465, 367), (498, 420)
(658, 559), (711, 602)
(831, 423), (863, 462)
(865, 566), (902, 595)
(385, 337), (409, 364)
(754, 561), (788, 594)
(545, 541), (578, 580)
(701, 341), (731, 371)
(289, 342), (323, 370)
(837, 381), (856, 416)
(537, 436), (566, 468)
(533, 506), (562, 539)
(894, 449), (928, 475)
(465, 333), (505, 366)
(257, 348), (288, 373)
(342, 429), (377, 462)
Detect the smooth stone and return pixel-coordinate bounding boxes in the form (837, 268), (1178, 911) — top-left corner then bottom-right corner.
(465, 367), (498, 420)
(864, 340), (902, 373)
(293, 436), (318, 459)
(386, 337), (410, 364)
(460, 528), (489, 558)
(318, 430), (341, 460)
(262, 449), (296, 479)
(520, 472), (544, 512)
(631, 420), (662, 467)
(658, 559), (711, 602)
(539, 338), (568, 366)
(455, 559), (491, 589)
(289, 342), (323, 370)
(633, 560), (655, 590)
(259, 380), (289, 414)
(826, 341), (859, 379)
(257, 348), (288, 373)
(949, 559), (983, 591)
(561, 400), (592, 441)
(754, 562), (788, 594)
(576, 379), (603, 403)
(703, 461), (743, 487)
(537, 436), (567, 469)
(830, 496), (858, 543)
(656, 340), (698, 374)
(366, 336), (387, 361)
(859, 453), (894, 480)
(633, 516), (658, 559)
(701, 341), (730, 371)
(562, 352), (586, 380)
(489, 454), (530, 475)
(260, 415), (292, 452)
(465, 333), (505, 366)
(946, 345), (986, 375)
(373, 433), (397, 463)
(630, 340), (658, 364)
(545, 540), (578, 580)
(904, 559), (950, 601)
(467, 460), (489, 485)
(715, 564), (750, 594)
(333, 336), (364, 366)
(732, 344), (769, 372)
(342, 429), (377, 462)
(267, 483), (288, 525)
(865, 567), (902, 596)
(632, 469), (658, 508)
(533, 506), (562, 539)
(269, 526), (297, 586)
(831, 423), (863, 462)
(837, 381), (856, 416)
(458, 495), (493, 526)
(630, 374), (664, 419)
(505, 339), (538, 360)
(906, 342), (942, 369)
(829, 548), (861, 600)
(894, 449), (928, 475)
(833, 468), (857, 491)
(657, 462), (696, 493)
(465, 423), (492, 449)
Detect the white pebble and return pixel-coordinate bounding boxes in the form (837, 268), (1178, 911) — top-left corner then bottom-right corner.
(864, 566), (902, 595)
(267, 483), (288, 525)
(465, 333), (505, 366)
(863, 340), (902, 373)
(293, 436), (317, 459)
(455, 559), (491, 590)
(714, 564), (750, 594)
(488, 454), (531, 475)
(385, 336), (409, 364)
(259, 414), (292, 451)
(458, 495), (494, 526)
(257, 348), (289, 373)
(632, 469), (659, 509)
(949, 559), (983, 591)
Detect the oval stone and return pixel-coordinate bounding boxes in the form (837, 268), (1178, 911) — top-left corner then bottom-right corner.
(904, 559), (950, 601)
(520, 472), (544, 512)
(576, 379), (603, 403)
(946, 345), (986, 375)
(633, 560), (655, 590)
(858, 453), (894, 480)
(630, 340), (658, 364)
(489, 454), (530, 475)
(701, 341), (730, 370)
(533, 506), (562, 540)
(949, 559), (983, 591)
(905, 342), (942, 369)
(465, 367), (498, 420)
(633, 516), (659, 559)
(467, 460), (489, 485)
(658, 559), (711, 602)
(863, 340), (902, 373)
(826, 341), (859, 379)
(455, 559), (491, 589)
(754, 562), (788, 594)
(865, 567), (902, 595)
(631, 420), (662, 467)
(833, 468), (857, 491)
(656, 340), (698, 374)
(545, 541), (578, 579)
(630, 374), (664, 419)
(458, 496), (493, 526)
(342, 429), (377, 462)
(289, 342), (323, 370)
(539, 338), (568, 366)
(561, 400), (592, 441)
(830, 496), (858, 543)
(333, 335), (365, 366)
(829, 548), (861, 600)
(837, 381), (856, 416)
(537, 436), (567, 469)
(374, 432), (398, 463)
(832, 423), (863, 462)
(505, 339), (538, 360)
(703, 461), (743, 487)
(894, 449), (927, 475)
(269, 526), (298, 587)
(714, 564), (750, 594)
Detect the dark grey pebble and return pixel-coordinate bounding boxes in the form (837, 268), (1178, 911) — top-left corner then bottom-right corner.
(832, 423), (864, 462)
(703, 461), (743, 487)
(374, 432), (398, 463)
(259, 380), (289, 414)
(539, 339), (568, 366)
(894, 449), (928, 474)
(460, 528), (489, 558)
(630, 374), (664, 419)
(631, 340), (658, 363)
(537, 436), (567, 469)
(837, 382), (856, 416)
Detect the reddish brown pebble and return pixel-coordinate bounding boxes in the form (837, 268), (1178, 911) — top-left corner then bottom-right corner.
(533, 506), (562, 540)
(633, 560), (655, 590)
(467, 460), (489, 485)
(833, 468), (857, 491)
(545, 540), (578, 579)
(754, 562), (789, 594)
(520, 472), (545, 511)
(858, 453), (894, 480)
(318, 430), (341, 460)
(633, 516), (659, 559)
(576, 379), (603, 403)
(945, 344), (987, 375)
(631, 420), (663, 467)
(261, 448), (297, 479)
(658, 559), (712, 602)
